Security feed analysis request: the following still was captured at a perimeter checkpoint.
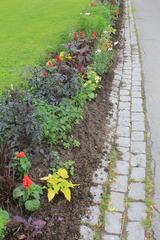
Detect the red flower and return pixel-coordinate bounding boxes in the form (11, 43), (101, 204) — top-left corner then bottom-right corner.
(91, 31), (97, 39)
(55, 55), (62, 63)
(23, 175), (32, 189)
(80, 31), (85, 39)
(47, 60), (54, 68)
(73, 32), (78, 41)
(16, 152), (26, 158)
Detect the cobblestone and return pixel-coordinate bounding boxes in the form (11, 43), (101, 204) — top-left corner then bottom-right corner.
(127, 222), (145, 240)
(105, 212), (122, 234)
(82, 205), (100, 225)
(131, 141), (145, 154)
(130, 154), (146, 168)
(131, 131), (144, 141)
(130, 167), (145, 181)
(128, 202), (146, 221)
(80, 225), (93, 240)
(111, 175), (128, 193)
(90, 185), (103, 204)
(115, 161), (129, 175)
(128, 182), (145, 201)
(110, 192), (125, 212)
(102, 235), (120, 240)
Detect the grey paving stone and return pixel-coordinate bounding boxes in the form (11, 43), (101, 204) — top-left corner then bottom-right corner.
(132, 86), (141, 92)
(128, 182), (145, 201)
(93, 167), (107, 185)
(132, 121), (145, 131)
(90, 185), (103, 204)
(132, 103), (143, 113)
(128, 202), (146, 221)
(117, 126), (130, 138)
(111, 175), (128, 193)
(117, 137), (130, 148)
(131, 131), (144, 141)
(132, 91), (142, 98)
(120, 95), (130, 102)
(118, 118), (130, 127)
(132, 80), (141, 86)
(115, 161), (129, 175)
(132, 112), (144, 122)
(82, 205), (100, 225)
(131, 141), (145, 154)
(132, 98), (143, 105)
(80, 225), (94, 240)
(105, 212), (122, 234)
(130, 154), (146, 168)
(119, 102), (130, 111)
(102, 234), (120, 240)
(117, 146), (130, 161)
(110, 192), (125, 212)
(127, 222), (145, 240)
(120, 89), (130, 96)
(118, 110), (130, 120)
(131, 167), (145, 181)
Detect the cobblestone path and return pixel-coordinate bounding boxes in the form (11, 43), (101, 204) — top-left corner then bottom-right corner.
(80, 0), (149, 239)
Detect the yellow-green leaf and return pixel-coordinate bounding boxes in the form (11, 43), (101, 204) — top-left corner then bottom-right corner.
(48, 188), (56, 202)
(61, 187), (71, 201)
(40, 174), (52, 181)
(57, 168), (69, 179)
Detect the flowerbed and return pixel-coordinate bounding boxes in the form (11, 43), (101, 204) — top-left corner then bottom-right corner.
(0, 0), (121, 239)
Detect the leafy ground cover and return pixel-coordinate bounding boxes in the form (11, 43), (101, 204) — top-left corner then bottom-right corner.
(0, 0), (90, 89)
(0, 0), (122, 239)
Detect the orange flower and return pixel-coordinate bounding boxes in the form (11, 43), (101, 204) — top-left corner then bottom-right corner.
(23, 175), (32, 189)
(16, 152), (26, 158)
(47, 60), (54, 68)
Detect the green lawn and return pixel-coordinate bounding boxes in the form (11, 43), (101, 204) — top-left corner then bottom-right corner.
(0, 0), (90, 90)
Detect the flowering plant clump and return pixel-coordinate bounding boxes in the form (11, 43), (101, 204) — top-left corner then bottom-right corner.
(13, 175), (43, 212)
(41, 169), (79, 202)
(12, 151), (31, 176)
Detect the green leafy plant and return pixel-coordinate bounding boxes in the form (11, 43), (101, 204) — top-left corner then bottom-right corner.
(92, 50), (113, 75)
(12, 151), (31, 177)
(41, 168), (79, 202)
(13, 175), (43, 212)
(0, 208), (9, 239)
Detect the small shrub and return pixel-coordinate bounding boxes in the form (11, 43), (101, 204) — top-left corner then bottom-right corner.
(29, 65), (82, 105)
(0, 90), (42, 150)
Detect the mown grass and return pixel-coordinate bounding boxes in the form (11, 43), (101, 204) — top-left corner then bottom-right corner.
(0, 0), (90, 90)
